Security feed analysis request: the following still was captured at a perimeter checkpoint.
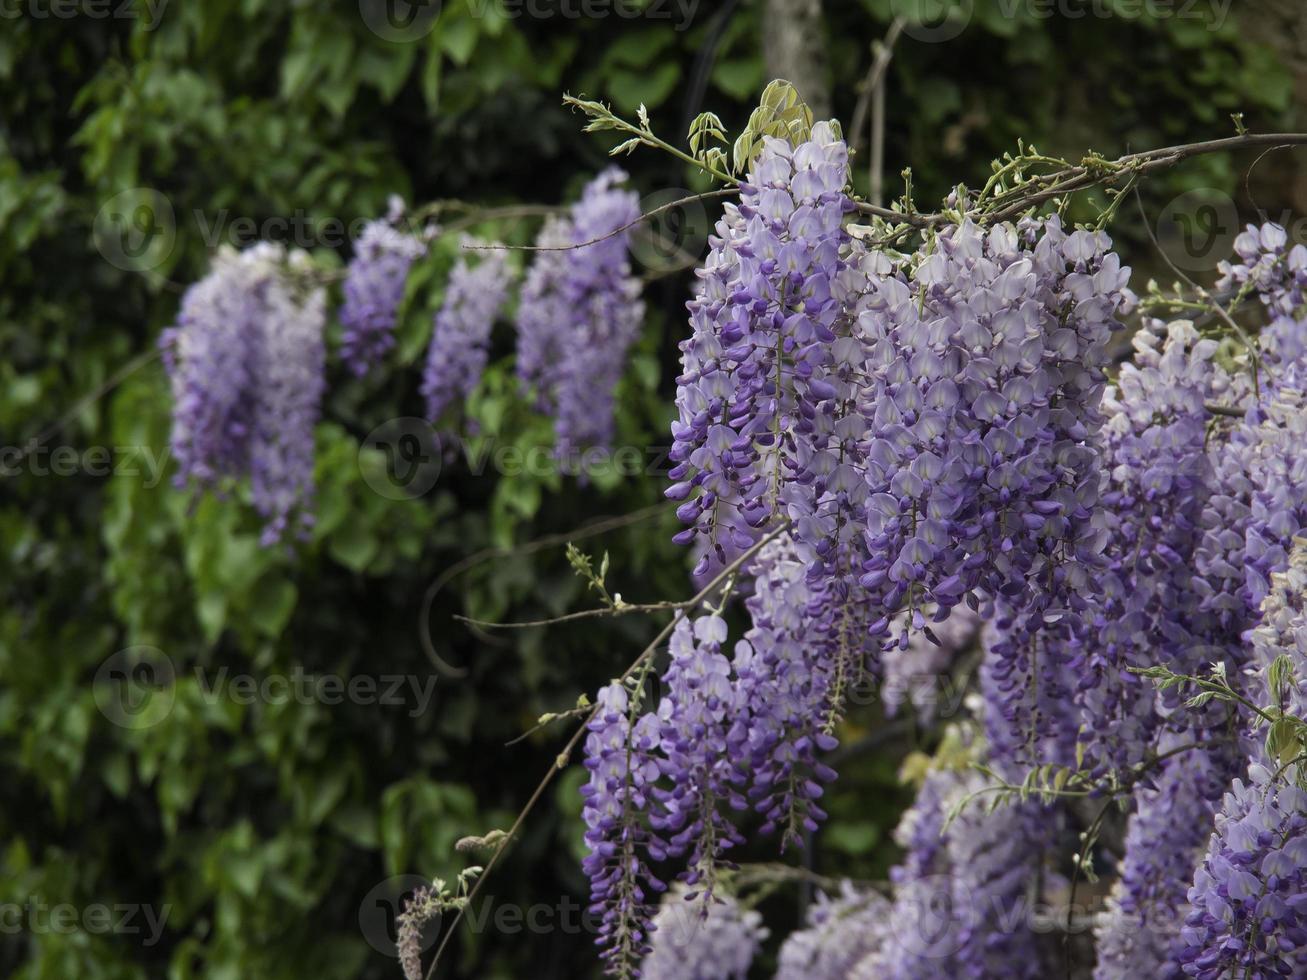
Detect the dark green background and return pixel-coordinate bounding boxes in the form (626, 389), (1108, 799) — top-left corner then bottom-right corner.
(1, 1), (1300, 976)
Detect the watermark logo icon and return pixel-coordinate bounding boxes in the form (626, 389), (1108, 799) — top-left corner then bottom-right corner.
(94, 646), (176, 730)
(893, 0), (973, 43)
(359, 0), (442, 41)
(1155, 189), (1239, 273)
(888, 874), (973, 960)
(359, 418), (443, 500)
(359, 875), (438, 957)
(629, 187), (709, 274)
(93, 188), (176, 275)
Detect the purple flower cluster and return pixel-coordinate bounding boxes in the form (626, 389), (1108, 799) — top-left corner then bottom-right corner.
(639, 885), (766, 980)
(728, 534), (840, 847)
(1178, 543), (1307, 979)
(1074, 320), (1225, 774)
(1190, 323), (1306, 693)
(338, 212), (426, 376)
(776, 882), (891, 980)
(873, 764), (1056, 979)
(514, 216), (574, 413)
(421, 244), (512, 423)
(579, 535), (853, 974)
(882, 605), (980, 721)
(249, 246), (327, 545)
(1218, 222), (1307, 322)
(515, 169), (644, 457)
(1089, 238), (1307, 978)
(580, 681), (667, 972)
(1240, 385), (1307, 617)
(1093, 732), (1242, 980)
(850, 217), (1133, 759)
(980, 617), (1079, 769)
(858, 217), (1132, 621)
(164, 243), (326, 544)
(650, 615), (743, 888)
(667, 121), (857, 570)
(163, 246), (266, 491)
(586, 148), (1307, 980)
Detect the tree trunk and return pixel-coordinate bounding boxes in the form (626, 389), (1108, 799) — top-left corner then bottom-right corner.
(762, 0), (831, 120)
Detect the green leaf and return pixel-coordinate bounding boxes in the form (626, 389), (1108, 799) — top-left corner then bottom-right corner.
(328, 522), (379, 572)
(359, 43), (417, 102)
(604, 28), (674, 69)
(607, 63), (681, 114)
(824, 820), (880, 856)
(438, 16), (479, 66)
(422, 46), (443, 110)
(330, 803), (381, 849)
(712, 57), (764, 101)
(247, 576), (298, 639)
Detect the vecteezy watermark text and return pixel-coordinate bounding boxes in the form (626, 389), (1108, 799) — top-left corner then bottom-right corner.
(1, 444), (170, 487)
(893, 0), (1231, 44)
(471, 0), (701, 30)
(0, 0), (169, 25)
(0, 899), (170, 947)
(95, 648), (439, 729)
(356, 417), (675, 499)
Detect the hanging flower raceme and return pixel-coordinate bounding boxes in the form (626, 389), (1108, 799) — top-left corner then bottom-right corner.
(775, 882), (892, 980)
(882, 604), (981, 722)
(1241, 384), (1307, 615)
(850, 216), (1133, 764)
(580, 681), (667, 975)
(421, 244), (513, 423)
(249, 247), (327, 545)
(872, 761), (1057, 980)
(728, 534), (840, 846)
(1090, 240), (1307, 980)
(1190, 321), (1306, 700)
(514, 216), (574, 413)
(638, 884), (766, 980)
(164, 242), (326, 545)
(338, 207), (427, 376)
(515, 170), (644, 459)
(650, 615), (743, 890)
(1217, 221), (1307, 322)
(1093, 732), (1243, 980)
(162, 245), (266, 491)
(1072, 320), (1225, 776)
(979, 617), (1079, 769)
(1178, 541), (1307, 979)
(667, 121), (857, 573)
(552, 168), (645, 457)
(856, 218), (1133, 636)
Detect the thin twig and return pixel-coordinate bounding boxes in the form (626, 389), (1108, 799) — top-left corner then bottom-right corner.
(442, 203), (563, 234)
(454, 599), (683, 631)
(422, 521), (791, 980)
(417, 502), (672, 678)
(857, 132), (1307, 230)
(462, 189), (736, 254)
(1205, 403), (1245, 418)
(847, 18), (905, 208)
(503, 704), (591, 748)
(848, 18), (905, 151)
(1135, 183), (1262, 374)
(8, 346), (163, 467)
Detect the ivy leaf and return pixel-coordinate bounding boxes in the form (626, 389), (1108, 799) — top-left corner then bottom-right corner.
(328, 522), (379, 572)
(439, 16), (479, 67)
(248, 575), (298, 639)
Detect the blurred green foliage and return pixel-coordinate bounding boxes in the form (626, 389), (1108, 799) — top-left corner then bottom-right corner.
(0, 1), (1293, 977)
